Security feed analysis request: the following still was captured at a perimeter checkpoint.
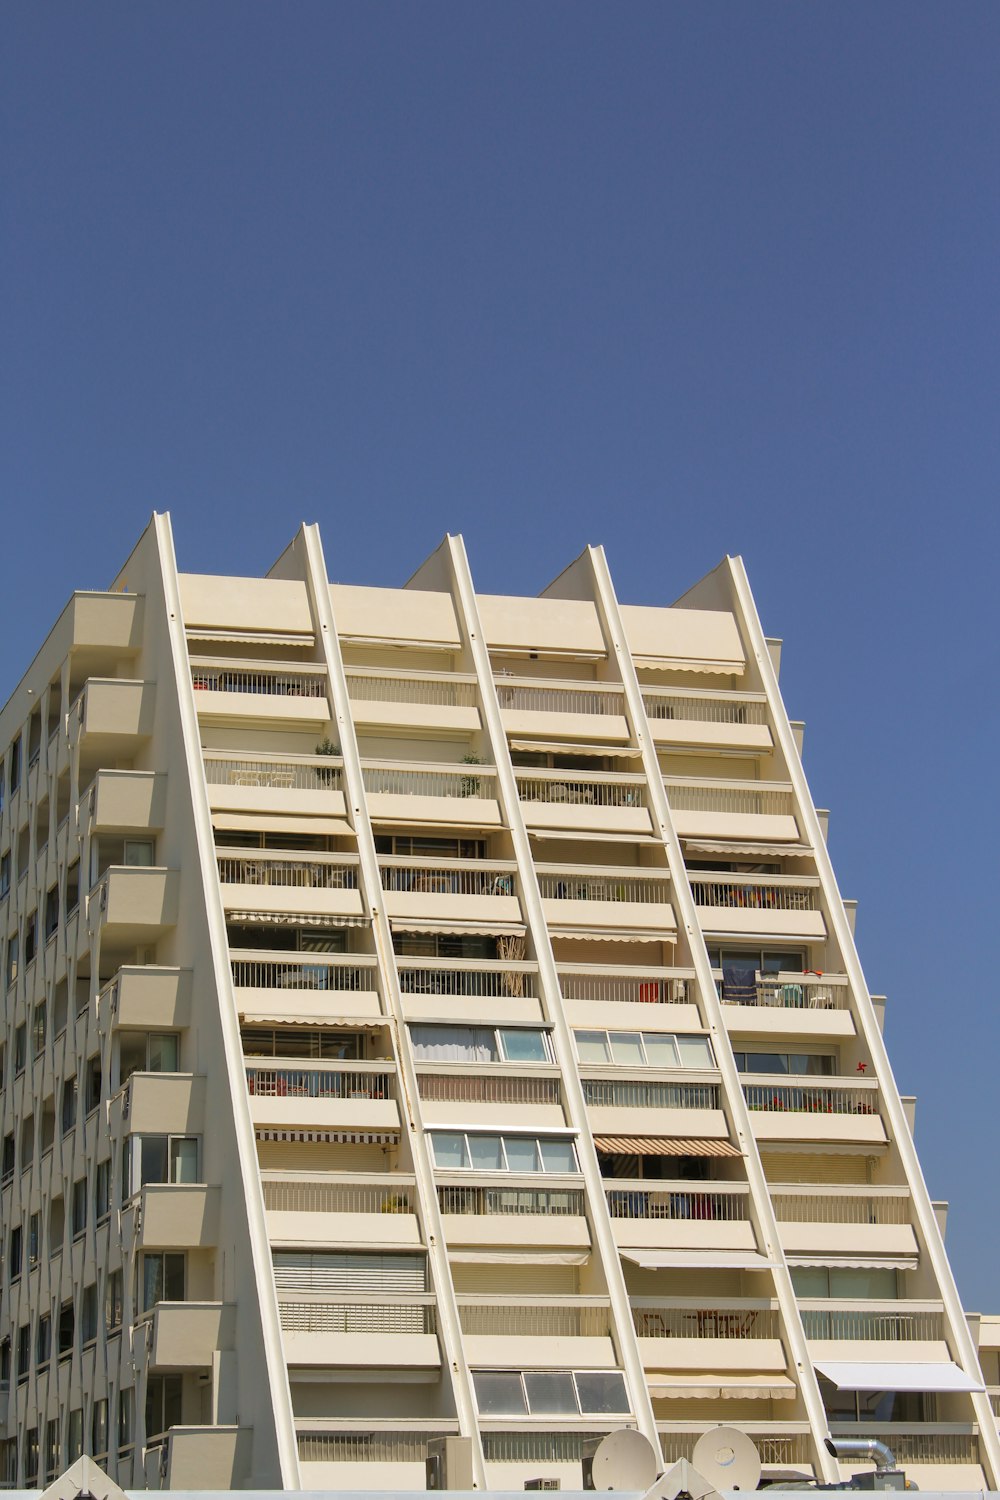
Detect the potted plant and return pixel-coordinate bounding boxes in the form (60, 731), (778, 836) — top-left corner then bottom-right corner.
(460, 753), (482, 797)
(315, 737), (340, 787)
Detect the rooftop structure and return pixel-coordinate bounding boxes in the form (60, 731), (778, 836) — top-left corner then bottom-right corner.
(0, 514), (993, 1493)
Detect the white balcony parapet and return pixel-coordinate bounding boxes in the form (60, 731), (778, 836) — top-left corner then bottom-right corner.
(583, 1079), (720, 1110)
(218, 852), (360, 890)
(457, 1298), (613, 1337)
(691, 872), (820, 912)
(798, 1302), (945, 1341)
(190, 658), (327, 697)
(642, 688), (768, 726)
(770, 1186), (910, 1225)
(379, 856), (516, 897)
(516, 768), (646, 807)
(346, 668), (479, 707)
(417, 1071), (561, 1106)
(278, 1295), (436, 1335)
(664, 777), (796, 816)
(537, 866), (671, 905)
(231, 952), (378, 994)
(496, 678), (627, 716)
(260, 1172), (416, 1216)
(742, 1077), (879, 1116)
(558, 966), (694, 1006)
(437, 1183), (585, 1216)
(203, 750), (344, 791)
(361, 760), (499, 799)
(246, 1062), (395, 1100)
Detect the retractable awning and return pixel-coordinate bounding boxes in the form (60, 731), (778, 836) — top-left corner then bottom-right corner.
(594, 1135), (741, 1158)
(548, 928), (670, 944)
(531, 828), (662, 845)
(255, 1128), (397, 1145)
(787, 1255), (918, 1272)
(448, 1250), (588, 1266)
(648, 1373), (795, 1400)
(389, 919), (525, 939)
(213, 813), (354, 837)
(623, 1250), (776, 1271)
(187, 629), (315, 647)
(241, 1013), (385, 1028)
(813, 1361), (983, 1394)
(510, 741), (637, 757)
(228, 911), (370, 929)
(684, 839), (814, 860)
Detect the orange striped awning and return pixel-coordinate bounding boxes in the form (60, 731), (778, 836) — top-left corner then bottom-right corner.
(594, 1135), (741, 1158)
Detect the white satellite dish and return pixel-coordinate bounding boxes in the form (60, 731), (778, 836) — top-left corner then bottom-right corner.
(588, 1428), (660, 1491)
(691, 1427), (762, 1492)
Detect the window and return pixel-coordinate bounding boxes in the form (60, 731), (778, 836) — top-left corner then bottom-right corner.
(72, 1177), (87, 1238)
(117, 1388), (134, 1452)
(708, 946), (805, 975)
(0, 852), (9, 899)
(105, 1269), (123, 1333)
(95, 1158), (111, 1222)
(62, 1077), (77, 1134)
(8, 1224), (23, 1277)
(0, 1338), (8, 1384)
(44, 885), (59, 940)
(9, 737), (21, 795)
(24, 1428), (38, 1488)
(24, 912), (37, 966)
(85, 1054), (102, 1112)
(16, 1324), (29, 1381)
(45, 1419), (59, 1481)
(141, 1252), (185, 1310)
(92, 1398), (108, 1458)
(13, 1023), (26, 1073)
(574, 1029), (714, 1069)
(49, 1196), (64, 1255)
(58, 1300), (74, 1358)
(121, 1135), (200, 1199)
(67, 1409), (83, 1463)
(241, 1025), (364, 1060)
(66, 861), (80, 915)
(32, 1001), (46, 1057)
(28, 1212), (38, 1268)
(472, 1369), (630, 1416)
(733, 1051), (834, 1076)
(0, 1438), (15, 1489)
(36, 1313), (51, 1368)
(792, 1266), (899, 1300)
(124, 839), (154, 866)
(6, 934), (19, 988)
(118, 1031), (179, 1084)
(80, 1283), (98, 1345)
(410, 1024), (550, 1064)
(145, 1374), (183, 1439)
(430, 1132), (578, 1174)
(819, 1382), (930, 1424)
(1, 1133), (14, 1182)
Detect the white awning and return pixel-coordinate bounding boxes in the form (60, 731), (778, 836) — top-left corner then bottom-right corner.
(622, 1250), (777, 1271)
(510, 741), (638, 758)
(530, 828), (662, 845)
(548, 928), (670, 944)
(648, 1373), (795, 1400)
(787, 1256), (918, 1272)
(255, 1129), (398, 1145)
(213, 812), (354, 837)
(389, 919), (525, 939)
(684, 839), (814, 860)
(227, 911), (370, 929)
(634, 658), (745, 676)
(813, 1361), (983, 1393)
(241, 1013), (385, 1028)
(187, 629), (315, 647)
(448, 1250), (588, 1266)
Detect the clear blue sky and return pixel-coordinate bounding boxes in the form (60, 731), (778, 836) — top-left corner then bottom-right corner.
(3, 3), (999, 1307)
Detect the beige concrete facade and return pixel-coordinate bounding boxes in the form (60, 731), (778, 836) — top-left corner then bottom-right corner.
(0, 514), (993, 1492)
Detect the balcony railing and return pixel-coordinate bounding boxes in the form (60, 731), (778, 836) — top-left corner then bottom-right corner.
(417, 1072), (561, 1106)
(397, 960), (538, 999)
(770, 1189), (910, 1225)
(584, 1079), (719, 1109)
(691, 874), (818, 911)
(218, 854), (359, 889)
(297, 1430), (456, 1463)
(379, 857), (516, 896)
(437, 1184), (585, 1216)
(643, 690), (768, 726)
(659, 1430), (812, 1467)
(743, 1080), (878, 1115)
(538, 869), (671, 904)
(457, 1300), (613, 1337)
(799, 1304), (944, 1341)
(496, 678), (626, 717)
(190, 660), (327, 697)
(261, 1174), (416, 1215)
(278, 1297), (436, 1334)
(516, 769), (646, 807)
(633, 1303), (780, 1339)
(361, 762), (498, 799)
(558, 967), (694, 1006)
(827, 1429), (980, 1466)
(664, 778), (795, 816)
(246, 1064), (394, 1100)
(231, 955), (378, 992)
(605, 1183), (749, 1222)
(346, 669), (479, 708)
(719, 971), (850, 1010)
(203, 752), (343, 790)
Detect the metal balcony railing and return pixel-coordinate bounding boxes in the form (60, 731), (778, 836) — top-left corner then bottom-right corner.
(346, 670), (479, 708)
(691, 874), (818, 911)
(516, 770), (646, 808)
(190, 661), (327, 697)
(828, 1430), (979, 1466)
(217, 853), (359, 889)
(417, 1072), (560, 1106)
(664, 778), (795, 817)
(482, 1433), (608, 1463)
(642, 690), (768, 726)
(397, 961), (538, 999)
(203, 753), (343, 790)
(584, 1079), (719, 1110)
(278, 1297), (436, 1334)
(719, 971), (850, 1010)
(230, 955), (378, 992)
(659, 1430), (812, 1467)
(633, 1304), (780, 1339)
(770, 1189), (910, 1225)
(378, 858), (516, 897)
(558, 968), (694, 1005)
(605, 1183), (749, 1222)
(261, 1175), (416, 1215)
(361, 762), (498, 799)
(799, 1305), (944, 1341)
(245, 1064), (394, 1100)
(742, 1080), (879, 1116)
(297, 1431), (456, 1463)
(495, 678), (626, 717)
(457, 1300), (613, 1337)
(538, 869), (671, 904)
(437, 1184), (585, 1216)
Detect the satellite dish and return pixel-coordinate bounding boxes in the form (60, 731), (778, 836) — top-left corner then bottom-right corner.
(692, 1427), (762, 1492)
(588, 1429), (660, 1491)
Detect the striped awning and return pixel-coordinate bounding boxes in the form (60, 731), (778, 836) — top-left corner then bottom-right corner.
(389, 919), (525, 939)
(448, 1250), (589, 1266)
(594, 1135), (741, 1158)
(623, 1250), (776, 1271)
(648, 1373), (795, 1400)
(684, 839), (814, 859)
(510, 741), (638, 758)
(187, 629), (315, 647)
(255, 1129), (397, 1145)
(531, 828), (662, 845)
(227, 911), (370, 929)
(548, 928), (671, 944)
(787, 1255), (918, 1271)
(241, 1014), (385, 1028)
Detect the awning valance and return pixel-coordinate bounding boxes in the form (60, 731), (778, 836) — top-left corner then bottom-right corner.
(548, 928), (670, 944)
(510, 741), (638, 758)
(213, 813), (354, 837)
(227, 911), (370, 929)
(241, 1013), (384, 1029)
(623, 1250), (775, 1271)
(595, 1135), (741, 1158)
(389, 919), (525, 939)
(787, 1256), (918, 1272)
(188, 629), (315, 647)
(530, 828), (662, 845)
(684, 839), (814, 860)
(648, 1372), (795, 1400)
(448, 1250), (588, 1266)
(814, 1360), (983, 1394)
(255, 1129), (397, 1145)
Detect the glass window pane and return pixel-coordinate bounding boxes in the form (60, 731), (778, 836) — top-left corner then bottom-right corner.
(170, 1138), (199, 1183)
(574, 1030), (611, 1065)
(411, 1026), (487, 1062)
(764, 951), (802, 974)
(609, 1032), (645, 1067)
(676, 1036), (714, 1068)
(124, 840), (154, 866)
(468, 1135), (503, 1171)
(539, 1138), (577, 1174)
(499, 1028), (548, 1063)
(164, 1253), (186, 1301)
(747, 1052), (786, 1074)
(524, 1371), (577, 1414)
(503, 1136), (540, 1173)
(138, 1137), (168, 1187)
(472, 1371), (527, 1416)
(575, 1371), (630, 1414)
(143, 1256), (164, 1310)
(118, 1034), (147, 1084)
(430, 1133), (469, 1169)
(829, 1267), (897, 1300)
(147, 1034), (178, 1072)
(641, 1034), (680, 1067)
(790, 1267), (829, 1298)
(788, 1053), (830, 1075)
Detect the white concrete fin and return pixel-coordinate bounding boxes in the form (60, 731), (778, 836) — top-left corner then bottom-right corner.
(39, 1455), (128, 1500)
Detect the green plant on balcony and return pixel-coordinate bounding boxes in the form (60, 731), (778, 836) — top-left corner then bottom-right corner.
(460, 753), (482, 797)
(379, 1194), (410, 1214)
(315, 737), (340, 787)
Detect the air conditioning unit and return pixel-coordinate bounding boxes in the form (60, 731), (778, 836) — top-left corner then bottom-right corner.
(426, 1437), (475, 1490)
(525, 1480), (561, 1490)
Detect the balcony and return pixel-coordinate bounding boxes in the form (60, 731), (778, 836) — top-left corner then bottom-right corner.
(380, 857), (521, 928)
(539, 865), (675, 938)
(803, 1302), (948, 1365)
(203, 751), (347, 819)
(771, 1185), (918, 1259)
(457, 1297), (616, 1370)
(516, 768), (651, 836)
(88, 865), (179, 942)
(605, 1182), (756, 1252)
(230, 952), (382, 1023)
(361, 760), (503, 829)
(139, 1184), (220, 1249)
(397, 958), (542, 1025)
(260, 1172), (421, 1248)
(119, 1071), (206, 1135)
(633, 1299), (787, 1373)
(72, 677), (155, 745)
(691, 873), (825, 940)
(89, 769), (167, 831)
(437, 1181), (590, 1250)
(495, 676), (630, 743)
(558, 965), (701, 1032)
(643, 688), (772, 753)
(216, 852), (364, 921)
(664, 778), (800, 842)
(721, 972), (854, 1040)
(659, 1427), (812, 1471)
(101, 965), (192, 1030)
(827, 1427), (983, 1486)
(279, 1295), (440, 1368)
(583, 1077), (725, 1139)
(417, 1069), (564, 1126)
(296, 1426), (457, 1492)
(743, 1078), (885, 1145)
(346, 668), (481, 733)
(190, 658), (329, 726)
(142, 1425), (251, 1489)
(145, 1300), (235, 1367)
(245, 1062), (399, 1132)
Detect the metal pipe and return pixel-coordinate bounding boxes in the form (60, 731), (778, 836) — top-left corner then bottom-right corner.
(825, 1437), (897, 1472)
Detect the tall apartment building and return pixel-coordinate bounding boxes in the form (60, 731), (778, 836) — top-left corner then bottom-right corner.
(0, 513), (993, 1494)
